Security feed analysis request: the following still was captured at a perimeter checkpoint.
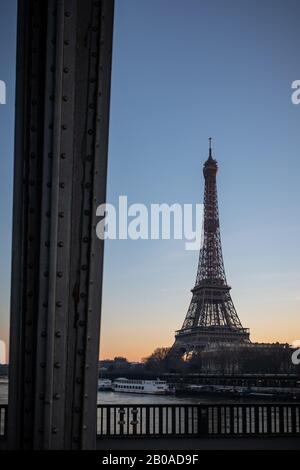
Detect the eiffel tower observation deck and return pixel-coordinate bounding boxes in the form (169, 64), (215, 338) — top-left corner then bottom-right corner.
(171, 139), (250, 358)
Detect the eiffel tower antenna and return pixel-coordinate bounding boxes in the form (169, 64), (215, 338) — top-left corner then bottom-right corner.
(208, 137), (212, 158)
(170, 140), (250, 358)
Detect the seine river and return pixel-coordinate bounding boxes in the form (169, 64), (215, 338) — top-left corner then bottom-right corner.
(0, 378), (283, 405)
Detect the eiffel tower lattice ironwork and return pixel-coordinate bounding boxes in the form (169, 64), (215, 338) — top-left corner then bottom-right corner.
(170, 139), (250, 357)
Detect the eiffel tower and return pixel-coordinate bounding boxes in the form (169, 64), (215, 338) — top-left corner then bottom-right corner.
(170, 139), (250, 358)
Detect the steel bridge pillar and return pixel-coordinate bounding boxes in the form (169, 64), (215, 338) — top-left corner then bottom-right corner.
(8, 0), (114, 449)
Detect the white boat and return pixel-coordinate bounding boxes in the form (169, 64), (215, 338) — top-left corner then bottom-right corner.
(98, 379), (113, 391)
(113, 377), (169, 395)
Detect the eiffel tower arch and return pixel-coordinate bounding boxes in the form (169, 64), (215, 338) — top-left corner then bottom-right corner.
(170, 139), (250, 359)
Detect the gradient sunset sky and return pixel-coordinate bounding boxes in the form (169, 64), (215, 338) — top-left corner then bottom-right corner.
(0, 0), (300, 363)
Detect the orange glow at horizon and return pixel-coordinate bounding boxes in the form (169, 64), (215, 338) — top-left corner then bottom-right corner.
(99, 315), (300, 362)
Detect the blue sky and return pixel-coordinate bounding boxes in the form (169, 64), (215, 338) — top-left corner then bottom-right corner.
(0, 0), (299, 361)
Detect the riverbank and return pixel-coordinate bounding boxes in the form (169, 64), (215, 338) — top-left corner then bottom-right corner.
(1, 378), (299, 405)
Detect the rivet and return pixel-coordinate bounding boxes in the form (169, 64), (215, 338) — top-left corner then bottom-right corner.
(60, 182), (65, 189)
(57, 272), (63, 278)
(62, 125), (67, 130)
(56, 301), (62, 308)
(62, 96), (68, 102)
(52, 427), (58, 434)
(55, 331), (61, 338)
(59, 212), (64, 218)
(58, 241), (64, 247)
(54, 362), (61, 369)
(60, 153), (66, 159)
(54, 393), (61, 400)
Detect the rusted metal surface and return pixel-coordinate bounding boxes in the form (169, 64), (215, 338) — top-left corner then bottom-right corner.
(8, 0), (114, 450)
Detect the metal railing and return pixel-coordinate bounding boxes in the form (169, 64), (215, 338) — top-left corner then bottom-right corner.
(0, 405), (8, 439)
(1, 403), (300, 440)
(97, 403), (300, 438)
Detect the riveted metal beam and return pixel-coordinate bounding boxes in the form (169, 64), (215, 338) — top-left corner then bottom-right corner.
(8, 0), (114, 450)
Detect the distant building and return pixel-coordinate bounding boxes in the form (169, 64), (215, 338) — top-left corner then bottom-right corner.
(99, 359), (114, 371)
(98, 357), (145, 374)
(113, 357), (129, 369)
(193, 342), (293, 374)
(0, 364), (8, 376)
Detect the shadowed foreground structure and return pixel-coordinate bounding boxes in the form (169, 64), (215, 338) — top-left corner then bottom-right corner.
(8, 0), (114, 450)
